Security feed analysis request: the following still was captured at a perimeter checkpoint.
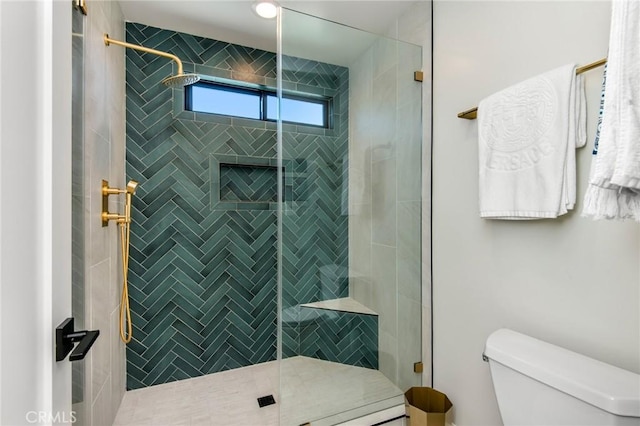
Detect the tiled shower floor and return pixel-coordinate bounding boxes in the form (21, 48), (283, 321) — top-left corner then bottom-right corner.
(114, 356), (403, 426)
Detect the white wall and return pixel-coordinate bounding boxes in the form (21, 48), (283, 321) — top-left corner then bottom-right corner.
(348, 33), (423, 389)
(432, 2), (640, 425)
(1, 1), (65, 424)
(1, 1), (73, 424)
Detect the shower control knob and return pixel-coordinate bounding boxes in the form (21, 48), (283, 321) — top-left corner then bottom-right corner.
(55, 317), (100, 362)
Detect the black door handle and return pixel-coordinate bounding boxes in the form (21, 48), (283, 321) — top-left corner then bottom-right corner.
(56, 318), (100, 362)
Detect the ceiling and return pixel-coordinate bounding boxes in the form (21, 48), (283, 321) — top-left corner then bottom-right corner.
(118, 1), (420, 66)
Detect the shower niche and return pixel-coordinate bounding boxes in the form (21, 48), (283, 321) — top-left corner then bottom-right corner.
(210, 154), (290, 210)
(220, 164), (278, 202)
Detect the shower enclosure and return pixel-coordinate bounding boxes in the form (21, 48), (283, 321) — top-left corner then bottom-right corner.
(121, 6), (422, 425)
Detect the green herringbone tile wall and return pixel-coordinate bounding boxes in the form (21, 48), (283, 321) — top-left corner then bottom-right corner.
(125, 23), (365, 389)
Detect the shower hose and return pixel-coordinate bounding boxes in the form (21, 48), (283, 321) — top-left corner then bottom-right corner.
(119, 220), (132, 343)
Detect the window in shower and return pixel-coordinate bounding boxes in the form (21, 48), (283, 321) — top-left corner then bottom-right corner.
(265, 93), (328, 127)
(187, 83), (262, 120)
(185, 81), (330, 128)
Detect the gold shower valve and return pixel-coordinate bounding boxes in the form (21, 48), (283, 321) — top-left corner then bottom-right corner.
(101, 180), (137, 226)
(101, 212), (129, 225)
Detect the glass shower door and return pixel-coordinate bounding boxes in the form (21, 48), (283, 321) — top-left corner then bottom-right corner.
(71, 4), (87, 425)
(277, 8), (423, 424)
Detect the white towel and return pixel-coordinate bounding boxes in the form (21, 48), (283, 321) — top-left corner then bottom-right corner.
(478, 64), (586, 219)
(582, 0), (640, 220)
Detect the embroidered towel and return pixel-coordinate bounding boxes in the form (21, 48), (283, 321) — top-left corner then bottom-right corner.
(582, 0), (640, 220)
(478, 64), (586, 219)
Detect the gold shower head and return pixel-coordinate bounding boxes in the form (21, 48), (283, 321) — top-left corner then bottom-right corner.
(104, 34), (200, 88)
(162, 74), (201, 88)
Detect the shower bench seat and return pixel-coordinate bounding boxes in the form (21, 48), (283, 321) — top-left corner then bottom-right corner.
(299, 297), (378, 316)
(287, 297), (379, 370)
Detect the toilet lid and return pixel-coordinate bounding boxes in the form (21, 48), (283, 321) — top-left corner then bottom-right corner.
(484, 329), (640, 417)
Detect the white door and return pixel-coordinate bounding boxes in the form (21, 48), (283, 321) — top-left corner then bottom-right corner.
(0, 1), (73, 424)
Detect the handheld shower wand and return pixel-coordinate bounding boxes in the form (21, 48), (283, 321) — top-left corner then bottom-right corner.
(102, 180), (138, 343)
(124, 180), (138, 222)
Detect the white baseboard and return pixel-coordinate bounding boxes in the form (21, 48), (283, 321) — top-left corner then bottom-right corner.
(334, 405), (405, 425)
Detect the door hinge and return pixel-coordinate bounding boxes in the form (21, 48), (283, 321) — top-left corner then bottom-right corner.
(413, 361), (424, 373)
(74, 0), (87, 15)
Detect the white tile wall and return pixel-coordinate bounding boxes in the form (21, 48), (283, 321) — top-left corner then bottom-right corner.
(89, 259), (112, 403)
(395, 2), (433, 389)
(397, 202), (421, 301)
(83, 1), (126, 424)
(348, 2), (430, 393)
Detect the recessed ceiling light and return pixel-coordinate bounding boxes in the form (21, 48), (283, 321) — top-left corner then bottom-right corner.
(253, 1), (278, 19)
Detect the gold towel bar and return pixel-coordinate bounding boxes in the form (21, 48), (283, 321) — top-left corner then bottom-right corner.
(457, 58), (607, 120)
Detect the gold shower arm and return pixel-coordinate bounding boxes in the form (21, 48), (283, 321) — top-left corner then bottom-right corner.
(457, 57), (607, 120)
(104, 34), (184, 76)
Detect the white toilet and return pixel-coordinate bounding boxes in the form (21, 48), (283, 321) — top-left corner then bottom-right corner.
(484, 329), (640, 426)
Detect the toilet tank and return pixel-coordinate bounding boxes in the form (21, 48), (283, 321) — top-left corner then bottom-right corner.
(484, 329), (640, 426)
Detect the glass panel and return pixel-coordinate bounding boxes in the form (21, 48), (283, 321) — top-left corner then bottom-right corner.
(266, 94), (326, 127)
(278, 8), (422, 425)
(188, 83), (261, 119)
(71, 5), (87, 425)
